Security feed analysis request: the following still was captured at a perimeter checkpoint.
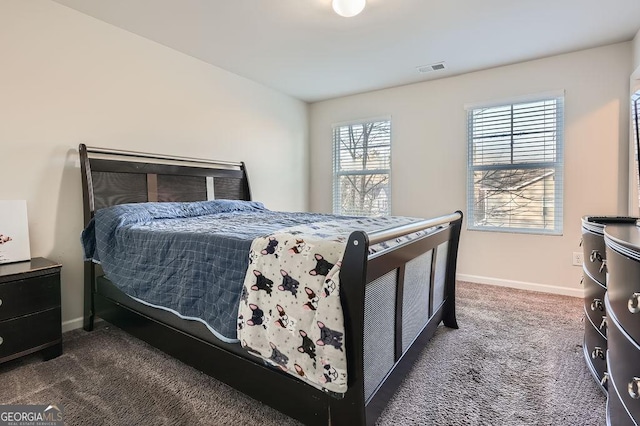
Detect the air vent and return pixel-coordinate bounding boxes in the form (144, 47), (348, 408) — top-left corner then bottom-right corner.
(416, 62), (446, 74)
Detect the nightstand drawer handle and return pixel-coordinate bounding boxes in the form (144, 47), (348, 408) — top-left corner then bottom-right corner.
(0, 298), (2, 307)
(591, 299), (604, 312)
(629, 377), (640, 399)
(629, 293), (640, 314)
(601, 372), (609, 386)
(0, 336), (3, 346)
(591, 347), (605, 360)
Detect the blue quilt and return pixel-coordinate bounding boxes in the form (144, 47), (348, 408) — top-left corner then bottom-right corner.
(81, 200), (426, 343)
(81, 201), (357, 341)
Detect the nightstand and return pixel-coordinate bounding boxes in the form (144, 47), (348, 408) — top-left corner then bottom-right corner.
(0, 257), (62, 363)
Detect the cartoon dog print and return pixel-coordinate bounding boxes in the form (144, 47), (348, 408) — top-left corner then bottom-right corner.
(294, 363), (306, 378)
(303, 287), (319, 311)
(245, 304), (269, 329)
(278, 270), (300, 298)
(250, 270), (273, 296)
(241, 339), (262, 357)
(288, 239), (309, 255)
(316, 321), (344, 352)
(237, 314), (244, 330)
(320, 261), (341, 297)
(319, 359), (347, 386)
(0, 235), (12, 244)
(321, 279), (337, 298)
(240, 286), (249, 305)
(261, 237), (279, 258)
(309, 254), (334, 277)
(273, 304), (296, 332)
(297, 330), (317, 367)
(319, 359), (337, 383)
(268, 342), (288, 371)
(248, 250), (260, 264)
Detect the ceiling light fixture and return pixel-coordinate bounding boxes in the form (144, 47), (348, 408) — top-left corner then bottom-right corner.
(332, 0), (366, 17)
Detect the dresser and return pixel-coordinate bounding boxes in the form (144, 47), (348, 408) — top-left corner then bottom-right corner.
(581, 217), (636, 393)
(0, 258), (62, 363)
(603, 224), (640, 425)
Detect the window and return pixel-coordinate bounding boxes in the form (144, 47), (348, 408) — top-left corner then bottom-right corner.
(333, 119), (391, 216)
(466, 94), (564, 234)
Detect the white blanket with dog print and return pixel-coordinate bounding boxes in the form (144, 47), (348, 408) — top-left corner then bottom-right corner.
(237, 231), (348, 393)
(236, 215), (434, 394)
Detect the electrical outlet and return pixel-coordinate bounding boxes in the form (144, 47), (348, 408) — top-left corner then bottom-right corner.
(573, 252), (583, 266)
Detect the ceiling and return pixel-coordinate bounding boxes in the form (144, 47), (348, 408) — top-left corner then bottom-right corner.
(52, 0), (640, 103)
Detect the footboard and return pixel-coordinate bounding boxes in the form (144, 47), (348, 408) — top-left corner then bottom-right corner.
(333, 211), (463, 425)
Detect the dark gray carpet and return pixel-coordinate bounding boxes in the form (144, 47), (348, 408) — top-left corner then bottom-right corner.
(1, 282), (605, 425)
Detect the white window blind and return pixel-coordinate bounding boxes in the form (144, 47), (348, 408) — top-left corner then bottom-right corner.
(333, 119), (391, 216)
(467, 95), (564, 234)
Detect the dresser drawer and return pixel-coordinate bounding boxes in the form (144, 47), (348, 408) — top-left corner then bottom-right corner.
(607, 368), (637, 426)
(605, 310), (640, 423)
(605, 246), (640, 344)
(0, 273), (61, 321)
(583, 228), (607, 285)
(0, 308), (62, 361)
(584, 319), (608, 385)
(584, 273), (607, 336)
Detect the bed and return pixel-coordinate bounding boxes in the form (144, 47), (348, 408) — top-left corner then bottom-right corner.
(78, 143), (463, 425)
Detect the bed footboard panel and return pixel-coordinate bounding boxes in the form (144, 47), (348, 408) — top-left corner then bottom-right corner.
(332, 212), (463, 426)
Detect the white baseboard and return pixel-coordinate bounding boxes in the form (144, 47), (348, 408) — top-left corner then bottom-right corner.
(456, 273), (583, 298)
(62, 317), (84, 333)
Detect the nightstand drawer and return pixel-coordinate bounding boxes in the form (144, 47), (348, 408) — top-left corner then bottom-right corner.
(0, 273), (60, 321)
(0, 308), (61, 361)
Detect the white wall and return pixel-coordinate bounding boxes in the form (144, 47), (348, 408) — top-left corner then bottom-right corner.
(0, 0), (308, 330)
(633, 29), (640, 75)
(310, 43), (632, 296)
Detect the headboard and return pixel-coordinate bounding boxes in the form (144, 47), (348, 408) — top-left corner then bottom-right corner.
(79, 144), (251, 226)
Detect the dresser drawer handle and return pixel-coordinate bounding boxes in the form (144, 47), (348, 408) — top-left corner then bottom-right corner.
(599, 259), (607, 274)
(0, 336), (3, 346)
(590, 250), (603, 263)
(580, 276), (584, 286)
(601, 372), (609, 386)
(590, 299), (604, 312)
(0, 298), (2, 307)
(629, 377), (640, 399)
(599, 316), (607, 331)
(591, 347), (605, 360)
(629, 293), (640, 314)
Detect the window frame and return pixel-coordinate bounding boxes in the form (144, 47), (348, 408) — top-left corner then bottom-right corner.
(332, 117), (392, 217)
(465, 92), (565, 235)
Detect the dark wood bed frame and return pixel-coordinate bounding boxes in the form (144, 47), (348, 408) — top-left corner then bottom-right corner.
(79, 143), (463, 426)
